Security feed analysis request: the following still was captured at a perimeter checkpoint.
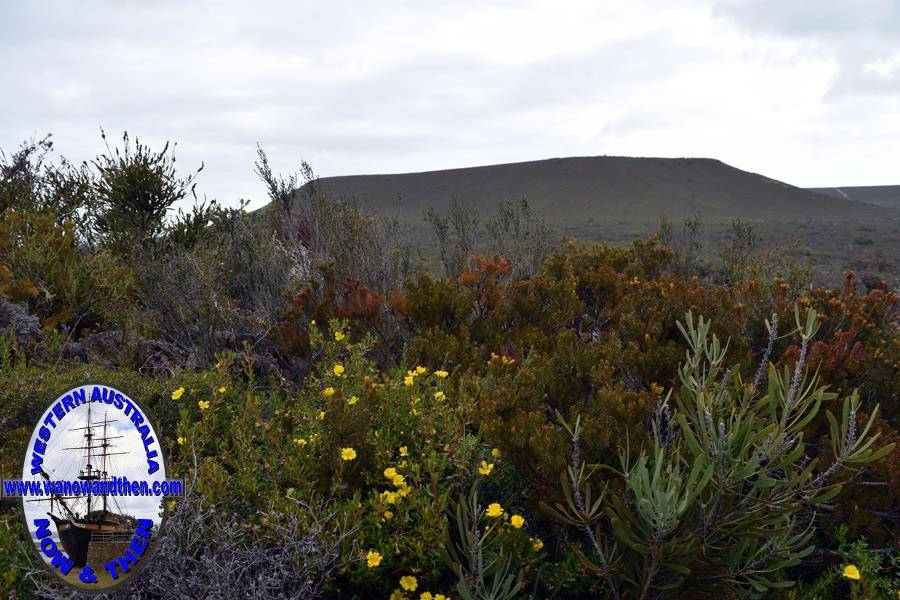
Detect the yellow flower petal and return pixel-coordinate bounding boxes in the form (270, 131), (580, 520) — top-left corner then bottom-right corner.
(843, 564), (861, 580)
(366, 550), (382, 568)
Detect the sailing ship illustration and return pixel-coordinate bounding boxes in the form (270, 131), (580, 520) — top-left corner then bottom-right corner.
(31, 402), (137, 567)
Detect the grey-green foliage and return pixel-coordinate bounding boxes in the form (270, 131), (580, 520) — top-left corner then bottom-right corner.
(427, 197), (555, 278)
(136, 207), (303, 367)
(444, 487), (524, 600)
(545, 308), (893, 599)
(657, 213), (705, 278)
(485, 198), (555, 278)
(256, 146), (418, 296)
(426, 197), (481, 279)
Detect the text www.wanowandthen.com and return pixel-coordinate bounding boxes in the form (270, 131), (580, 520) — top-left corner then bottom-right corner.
(2, 477), (182, 498)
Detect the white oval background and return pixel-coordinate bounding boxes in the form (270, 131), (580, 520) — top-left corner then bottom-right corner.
(20, 384), (167, 572)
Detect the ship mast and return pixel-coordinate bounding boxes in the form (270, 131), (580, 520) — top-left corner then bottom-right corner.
(63, 403), (125, 519)
(86, 401), (92, 514)
(101, 411), (108, 512)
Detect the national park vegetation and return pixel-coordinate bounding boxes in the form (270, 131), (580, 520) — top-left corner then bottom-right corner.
(0, 133), (897, 599)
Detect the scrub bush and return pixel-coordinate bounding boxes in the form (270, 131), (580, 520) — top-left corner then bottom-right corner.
(0, 135), (896, 598)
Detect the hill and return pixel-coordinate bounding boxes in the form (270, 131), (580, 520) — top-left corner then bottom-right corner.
(292, 156), (898, 283)
(309, 156), (889, 223)
(807, 185), (900, 210)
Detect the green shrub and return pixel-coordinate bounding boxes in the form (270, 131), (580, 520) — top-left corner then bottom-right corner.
(543, 310), (893, 598)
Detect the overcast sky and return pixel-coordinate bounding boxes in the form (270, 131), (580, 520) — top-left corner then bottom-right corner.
(2, 0), (898, 210)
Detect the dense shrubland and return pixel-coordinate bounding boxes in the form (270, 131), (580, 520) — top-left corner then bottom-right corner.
(0, 134), (897, 598)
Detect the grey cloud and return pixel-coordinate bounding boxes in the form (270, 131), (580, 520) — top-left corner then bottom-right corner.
(714, 0), (900, 97)
(1, 0), (898, 205)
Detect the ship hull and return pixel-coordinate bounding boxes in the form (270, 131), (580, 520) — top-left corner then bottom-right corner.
(50, 514), (134, 568)
(51, 515), (92, 567)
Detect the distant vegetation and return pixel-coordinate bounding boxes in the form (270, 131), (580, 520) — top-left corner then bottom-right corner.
(0, 133), (897, 598)
(308, 156), (899, 286)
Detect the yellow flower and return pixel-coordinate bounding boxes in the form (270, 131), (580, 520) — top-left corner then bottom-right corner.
(347, 395), (358, 405)
(383, 510), (394, 520)
(389, 590), (406, 600)
(322, 387), (335, 397)
(177, 436), (185, 445)
(384, 467), (397, 479)
(479, 461), (494, 476)
(434, 595), (446, 600)
(400, 575), (418, 591)
(293, 438), (308, 447)
(366, 550), (383, 568)
(316, 410), (326, 420)
(334, 330), (345, 341)
(340, 447), (357, 461)
(397, 484), (411, 497)
(415, 366), (426, 375)
(485, 503), (504, 518)
(404, 375), (415, 386)
(435, 370), (449, 378)
(171, 387), (185, 400)
(420, 593), (433, 600)
(491, 448), (502, 458)
(333, 364), (345, 376)
(843, 564), (861, 580)
(510, 514), (525, 529)
(218, 386), (226, 393)
(197, 400), (210, 410)
(530, 537), (544, 551)
(434, 391), (446, 401)
(381, 491), (398, 504)
(399, 446), (408, 457)
(392, 474), (406, 487)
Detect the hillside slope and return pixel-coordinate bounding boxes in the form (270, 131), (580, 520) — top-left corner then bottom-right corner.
(306, 156), (889, 224)
(808, 185), (900, 210)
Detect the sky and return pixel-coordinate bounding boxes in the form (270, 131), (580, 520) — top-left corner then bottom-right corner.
(1, 0), (898, 211)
